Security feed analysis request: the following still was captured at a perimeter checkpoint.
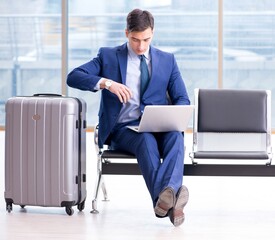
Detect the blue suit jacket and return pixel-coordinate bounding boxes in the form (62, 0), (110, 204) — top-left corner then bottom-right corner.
(67, 43), (190, 148)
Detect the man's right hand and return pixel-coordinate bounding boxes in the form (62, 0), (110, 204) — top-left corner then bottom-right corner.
(101, 79), (133, 103)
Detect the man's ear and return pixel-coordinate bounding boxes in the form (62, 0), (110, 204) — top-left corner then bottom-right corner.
(125, 29), (129, 38)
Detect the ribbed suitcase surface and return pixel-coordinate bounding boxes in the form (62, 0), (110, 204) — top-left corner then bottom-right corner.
(5, 94), (86, 215)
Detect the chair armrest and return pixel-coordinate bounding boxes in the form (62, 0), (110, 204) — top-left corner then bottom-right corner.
(94, 124), (100, 154)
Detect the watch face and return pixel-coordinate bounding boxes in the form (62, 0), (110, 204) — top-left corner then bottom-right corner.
(105, 80), (112, 89)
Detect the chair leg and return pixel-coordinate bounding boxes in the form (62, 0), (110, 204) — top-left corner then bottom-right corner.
(101, 177), (109, 201)
(91, 153), (103, 214)
(91, 171), (109, 214)
(91, 170), (102, 214)
(91, 153), (110, 213)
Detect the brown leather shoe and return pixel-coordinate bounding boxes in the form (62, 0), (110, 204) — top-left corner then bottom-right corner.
(168, 185), (189, 227)
(154, 187), (175, 217)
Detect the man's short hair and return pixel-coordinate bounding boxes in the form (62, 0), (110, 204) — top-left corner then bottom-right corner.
(126, 9), (154, 32)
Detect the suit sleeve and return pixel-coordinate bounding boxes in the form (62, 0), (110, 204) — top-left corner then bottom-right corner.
(67, 49), (103, 92)
(168, 54), (190, 105)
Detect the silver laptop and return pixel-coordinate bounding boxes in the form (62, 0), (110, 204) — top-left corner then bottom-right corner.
(127, 105), (194, 133)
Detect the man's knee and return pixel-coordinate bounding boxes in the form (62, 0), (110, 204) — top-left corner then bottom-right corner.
(137, 133), (157, 148)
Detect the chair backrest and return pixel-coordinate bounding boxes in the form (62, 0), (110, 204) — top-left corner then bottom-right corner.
(197, 89), (268, 133)
(192, 89), (272, 160)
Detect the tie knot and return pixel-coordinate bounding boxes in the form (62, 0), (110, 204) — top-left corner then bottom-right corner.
(140, 55), (146, 61)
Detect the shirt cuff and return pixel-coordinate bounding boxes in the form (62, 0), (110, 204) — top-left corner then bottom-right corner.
(94, 78), (104, 90)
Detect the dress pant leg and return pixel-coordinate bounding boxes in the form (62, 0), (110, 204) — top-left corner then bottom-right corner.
(153, 132), (184, 201)
(111, 128), (161, 201)
(111, 127), (185, 206)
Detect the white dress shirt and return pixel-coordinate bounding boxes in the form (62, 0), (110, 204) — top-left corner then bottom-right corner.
(95, 43), (151, 123)
(117, 43), (151, 123)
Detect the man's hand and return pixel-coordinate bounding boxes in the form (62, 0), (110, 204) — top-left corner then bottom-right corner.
(101, 79), (133, 103)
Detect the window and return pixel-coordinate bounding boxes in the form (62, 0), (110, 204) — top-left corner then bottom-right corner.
(1, 0), (275, 128)
(0, 1), (62, 125)
(223, 1), (275, 121)
(68, 0), (218, 125)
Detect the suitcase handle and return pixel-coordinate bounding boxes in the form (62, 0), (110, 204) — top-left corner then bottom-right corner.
(33, 93), (63, 97)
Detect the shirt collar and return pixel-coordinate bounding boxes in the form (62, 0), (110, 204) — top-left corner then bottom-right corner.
(127, 43), (150, 60)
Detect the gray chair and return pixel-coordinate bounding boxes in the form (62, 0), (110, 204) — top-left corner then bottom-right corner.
(189, 88), (273, 164)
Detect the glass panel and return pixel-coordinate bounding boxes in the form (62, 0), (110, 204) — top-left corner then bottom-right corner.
(68, 0), (218, 126)
(223, 1), (275, 127)
(0, 0), (62, 125)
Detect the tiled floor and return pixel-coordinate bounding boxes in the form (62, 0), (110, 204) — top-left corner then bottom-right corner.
(1, 131), (275, 240)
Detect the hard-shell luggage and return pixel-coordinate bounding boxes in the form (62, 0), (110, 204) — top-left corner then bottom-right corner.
(4, 94), (86, 215)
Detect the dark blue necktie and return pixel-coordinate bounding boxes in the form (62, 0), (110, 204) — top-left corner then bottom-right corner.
(140, 55), (150, 99)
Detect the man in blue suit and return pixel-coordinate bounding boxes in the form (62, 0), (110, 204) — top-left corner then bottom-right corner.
(67, 9), (190, 227)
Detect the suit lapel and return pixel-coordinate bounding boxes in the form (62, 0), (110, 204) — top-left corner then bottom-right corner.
(117, 44), (128, 85)
(150, 46), (159, 79)
(146, 46), (159, 92)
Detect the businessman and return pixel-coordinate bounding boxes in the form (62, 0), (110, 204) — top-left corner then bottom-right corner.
(67, 9), (190, 227)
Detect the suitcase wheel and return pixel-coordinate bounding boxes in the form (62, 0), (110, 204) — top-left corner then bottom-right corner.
(77, 201), (85, 212)
(6, 203), (12, 213)
(65, 207), (74, 216)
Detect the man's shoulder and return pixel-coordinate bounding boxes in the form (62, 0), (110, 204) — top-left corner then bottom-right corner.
(151, 46), (174, 59)
(99, 43), (127, 53)
(151, 46), (173, 55)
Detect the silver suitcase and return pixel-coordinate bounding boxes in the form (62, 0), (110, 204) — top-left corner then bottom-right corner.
(4, 94), (86, 215)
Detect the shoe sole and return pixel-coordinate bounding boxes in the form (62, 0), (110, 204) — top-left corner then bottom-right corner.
(154, 187), (175, 217)
(169, 185), (189, 227)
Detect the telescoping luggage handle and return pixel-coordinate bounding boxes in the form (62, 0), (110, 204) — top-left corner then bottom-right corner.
(33, 93), (63, 97)
(33, 93), (83, 113)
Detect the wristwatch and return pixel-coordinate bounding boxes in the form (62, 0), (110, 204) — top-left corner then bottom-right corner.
(104, 80), (112, 90)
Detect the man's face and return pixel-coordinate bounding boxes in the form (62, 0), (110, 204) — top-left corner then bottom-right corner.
(125, 27), (153, 55)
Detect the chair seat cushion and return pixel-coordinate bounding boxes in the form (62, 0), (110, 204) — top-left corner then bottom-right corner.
(193, 151), (269, 159)
(102, 150), (136, 159)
